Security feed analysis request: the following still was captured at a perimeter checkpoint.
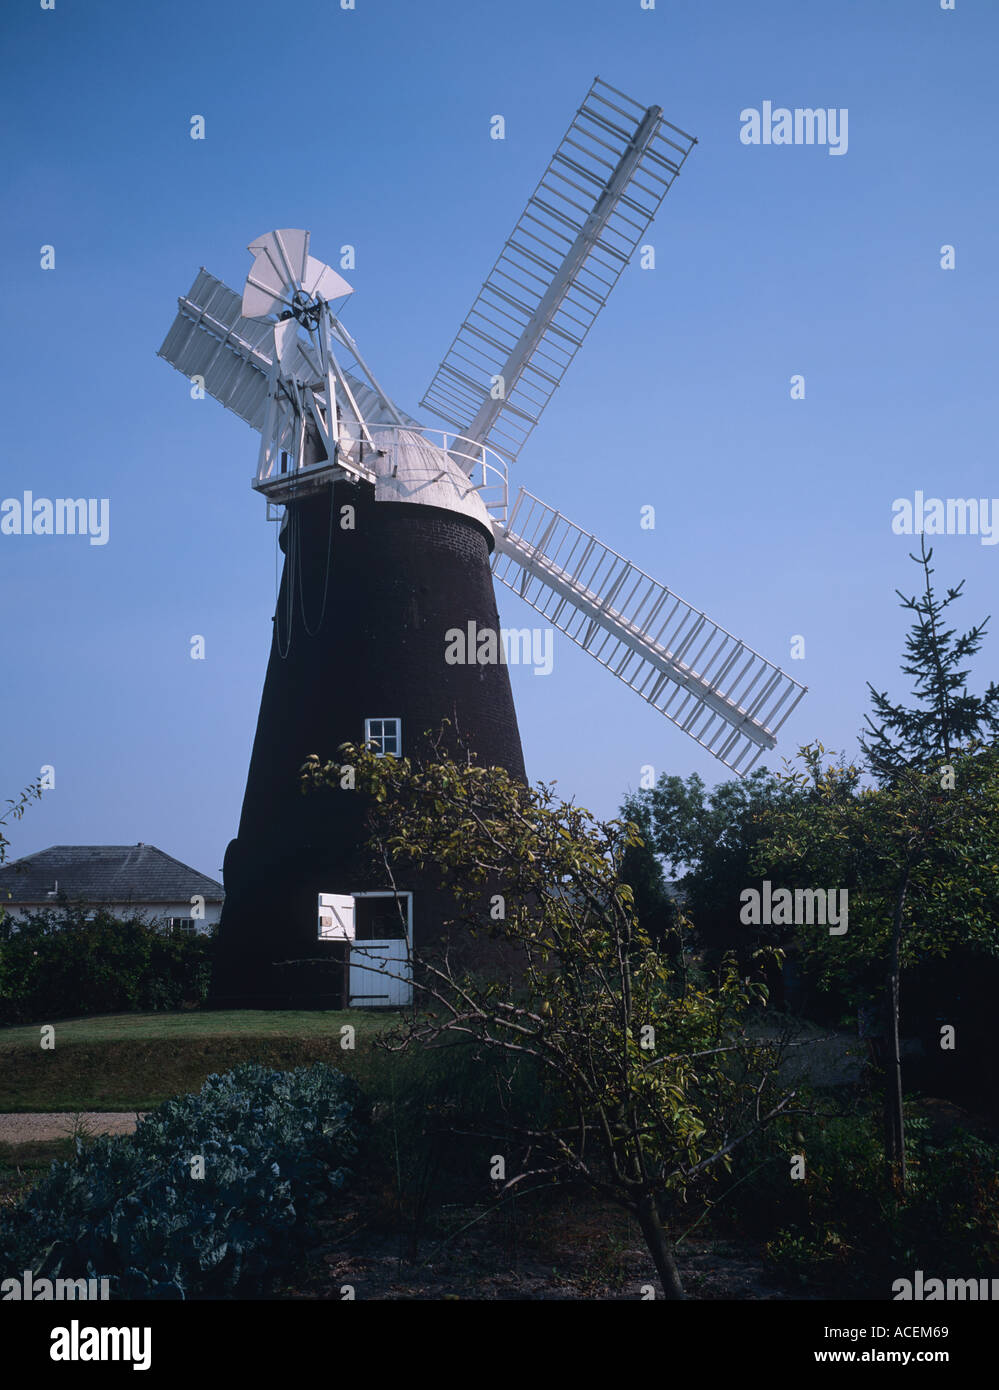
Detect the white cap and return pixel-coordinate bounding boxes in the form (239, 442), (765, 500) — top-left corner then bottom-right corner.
(371, 429), (493, 534)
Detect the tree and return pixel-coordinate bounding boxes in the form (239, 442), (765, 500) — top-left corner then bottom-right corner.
(755, 545), (999, 1193)
(625, 768), (788, 986)
(618, 794), (679, 955)
(755, 743), (999, 1192)
(862, 537), (999, 779)
(862, 540), (999, 1186)
(302, 742), (797, 1299)
(0, 780), (41, 867)
(0, 780), (42, 929)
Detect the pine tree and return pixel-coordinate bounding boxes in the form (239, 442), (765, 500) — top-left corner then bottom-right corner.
(861, 537), (999, 780)
(858, 537), (998, 1191)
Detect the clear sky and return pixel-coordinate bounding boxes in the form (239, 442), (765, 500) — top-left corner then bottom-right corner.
(2, 0), (996, 881)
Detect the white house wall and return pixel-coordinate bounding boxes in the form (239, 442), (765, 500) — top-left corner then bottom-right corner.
(0, 902), (222, 932)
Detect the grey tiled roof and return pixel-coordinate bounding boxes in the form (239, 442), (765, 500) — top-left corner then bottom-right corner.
(0, 845), (224, 905)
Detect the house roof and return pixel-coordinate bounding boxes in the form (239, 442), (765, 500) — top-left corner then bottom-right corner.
(0, 844), (224, 905)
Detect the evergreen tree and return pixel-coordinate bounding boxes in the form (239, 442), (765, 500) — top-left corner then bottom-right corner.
(856, 538), (999, 1190)
(760, 542), (999, 1194)
(861, 537), (999, 780)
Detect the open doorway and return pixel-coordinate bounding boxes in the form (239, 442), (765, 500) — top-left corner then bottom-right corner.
(317, 890), (413, 1006)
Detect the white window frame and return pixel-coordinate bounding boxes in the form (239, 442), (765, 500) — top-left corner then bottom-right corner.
(364, 716), (402, 758)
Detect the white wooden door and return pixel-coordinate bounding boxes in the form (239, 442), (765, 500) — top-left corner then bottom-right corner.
(348, 939), (412, 1006)
(348, 893), (413, 1007)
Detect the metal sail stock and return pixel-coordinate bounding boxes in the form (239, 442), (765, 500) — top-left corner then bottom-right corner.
(420, 77), (697, 466)
(492, 492), (806, 776)
(421, 77), (806, 775)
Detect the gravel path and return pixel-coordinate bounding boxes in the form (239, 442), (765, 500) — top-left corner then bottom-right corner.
(0, 1113), (145, 1144)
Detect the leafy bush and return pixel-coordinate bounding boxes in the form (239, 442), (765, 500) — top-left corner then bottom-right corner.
(363, 1038), (553, 1255)
(718, 1101), (999, 1296)
(901, 1131), (999, 1273)
(0, 907), (213, 1023)
(0, 1062), (365, 1298)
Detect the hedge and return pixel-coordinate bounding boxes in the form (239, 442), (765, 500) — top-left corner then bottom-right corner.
(0, 906), (213, 1023)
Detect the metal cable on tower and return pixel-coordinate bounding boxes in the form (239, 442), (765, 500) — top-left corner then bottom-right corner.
(296, 484), (337, 640)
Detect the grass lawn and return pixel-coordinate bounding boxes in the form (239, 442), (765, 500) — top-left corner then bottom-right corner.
(0, 1009), (396, 1112)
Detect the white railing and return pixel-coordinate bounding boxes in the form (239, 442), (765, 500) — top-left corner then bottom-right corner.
(429, 427), (509, 524)
(255, 421), (509, 524)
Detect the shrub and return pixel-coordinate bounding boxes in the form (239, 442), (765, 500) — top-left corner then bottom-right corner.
(0, 907), (213, 1023)
(0, 1062), (365, 1298)
(901, 1131), (999, 1274)
(362, 1038), (553, 1255)
(718, 1099), (999, 1296)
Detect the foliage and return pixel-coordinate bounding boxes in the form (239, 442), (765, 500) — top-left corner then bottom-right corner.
(0, 782), (41, 873)
(302, 739), (796, 1299)
(625, 768), (786, 965)
(752, 743), (999, 1007)
(752, 541), (999, 1191)
(0, 907), (214, 1024)
(724, 1104), (999, 1297)
(364, 1037), (554, 1258)
(617, 795), (679, 953)
(0, 1063), (364, 1299)
(632, 767), (781, 879)
(862, 538), (999, 781)
(753, 740), (999, 1189)
(0, 780), (42, 938)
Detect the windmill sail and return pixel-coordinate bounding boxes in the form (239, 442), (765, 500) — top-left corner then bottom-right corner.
(493, 490), (807, 776)
(158, 269), (276, 433)
(158, 269), (420, 438)
(420, 77), (697, 465)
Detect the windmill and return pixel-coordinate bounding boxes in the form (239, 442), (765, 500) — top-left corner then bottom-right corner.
(158, 77), (806, 1010)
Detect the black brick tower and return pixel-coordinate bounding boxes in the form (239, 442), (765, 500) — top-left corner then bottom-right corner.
(209, 478), (526, 1008)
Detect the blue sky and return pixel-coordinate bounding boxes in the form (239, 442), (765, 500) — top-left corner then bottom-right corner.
(2, 0), (996, 880)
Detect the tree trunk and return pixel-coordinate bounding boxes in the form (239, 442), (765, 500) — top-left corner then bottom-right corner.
(636, 1193), (685, 1300)
(884, 873), (909, 1195)
(884, 968), (907, 1194)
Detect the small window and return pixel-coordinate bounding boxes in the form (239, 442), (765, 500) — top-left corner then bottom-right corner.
(364, 717), (401, 757)
(168, 917), (197, 936)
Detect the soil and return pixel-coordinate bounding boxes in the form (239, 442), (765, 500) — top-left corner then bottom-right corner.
(281, 1190), (804, 1301)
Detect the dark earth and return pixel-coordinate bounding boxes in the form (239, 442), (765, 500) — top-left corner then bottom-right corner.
(281, 1190), (805, 1301)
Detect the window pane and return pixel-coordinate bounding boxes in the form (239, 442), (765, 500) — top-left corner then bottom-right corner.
(365, 717), (401, 756)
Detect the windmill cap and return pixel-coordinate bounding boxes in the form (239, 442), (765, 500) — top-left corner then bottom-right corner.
(371, 429), (493, 537)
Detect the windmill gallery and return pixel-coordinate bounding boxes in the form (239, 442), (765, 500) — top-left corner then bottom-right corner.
(157, 78), (805, 1011)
